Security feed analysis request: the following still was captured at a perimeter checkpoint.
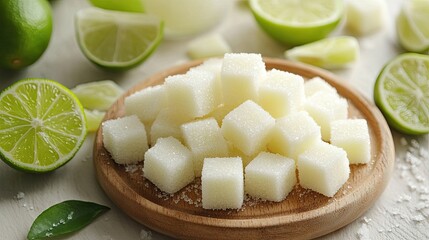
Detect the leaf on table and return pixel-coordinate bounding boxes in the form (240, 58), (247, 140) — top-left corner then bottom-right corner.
(27, 200), (110, 240)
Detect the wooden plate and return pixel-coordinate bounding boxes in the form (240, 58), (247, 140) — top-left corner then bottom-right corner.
(93, 58), (395, 240)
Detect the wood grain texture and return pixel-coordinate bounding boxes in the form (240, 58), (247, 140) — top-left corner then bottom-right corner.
(93, 58), (395, 240)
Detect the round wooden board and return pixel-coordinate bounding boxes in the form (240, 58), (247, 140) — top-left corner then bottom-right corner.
(93, 58), (395, 240)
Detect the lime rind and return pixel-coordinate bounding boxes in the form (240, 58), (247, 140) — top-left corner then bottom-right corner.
(0, 79), (87, 172)
(397, 0), (429, 53)
(72, 80), (124, 111)
(374, 53), (429, 135)
(75, 8), (164, 70)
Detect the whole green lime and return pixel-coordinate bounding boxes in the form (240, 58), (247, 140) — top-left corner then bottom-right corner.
(0, 0), (53, 70)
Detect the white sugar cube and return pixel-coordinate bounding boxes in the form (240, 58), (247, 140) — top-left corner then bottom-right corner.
(245, 152), (296, 202)
(202, 157), (244, 209)
(298, 141), (350, 197)
(331, 119), (371, 164)
(268, 111), (321, 161)
(228, 142), (259, 167)
(305, 91), (348, 141)
(221, 53), (266, 109)
(165, 69), (219, 121)
(187, 33), (231, 59)
(345, 0), (387, 35)
(181, 118), (229, 177)
(143, 137), (195, 194)
(204, 104), (229, 126)
(124, 85), (167, 124)
(304, 77), (338, 97)
(190, 58), (224, 107)
(102, 115), (148, 164)
(222, 100), (275, 156)
(150, 108), (184, 145)
(258, 69), (305, 118)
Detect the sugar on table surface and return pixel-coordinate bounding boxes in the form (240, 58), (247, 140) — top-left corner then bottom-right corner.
(102, 115), (148, 164)
(245, 152), (296, 202)
(143, 137), (195, 194)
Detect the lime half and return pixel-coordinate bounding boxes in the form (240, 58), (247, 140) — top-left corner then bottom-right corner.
(75, 8), (163, 70)
(72, 80), (124, 111)
(374, 53), (429, 135)
(249, 0), (344, 46)
(397, 0), (429, 53)
(0, 79), (87, 172)
(285, 36), (359, 69)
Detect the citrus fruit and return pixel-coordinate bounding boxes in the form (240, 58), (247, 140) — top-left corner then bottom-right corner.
(88, 0), (144, 12)
(75, 8), (163, 70)
(0, 79), (87, 172)
(0, 0), (52, 70)
(374, 53), (429, 135)
(71, 80), (124, 111)
(84, 109), (105, 132)
(396, 0), (429, 53)
(285, 36), (359, 69)
(249, 0), (344, 46)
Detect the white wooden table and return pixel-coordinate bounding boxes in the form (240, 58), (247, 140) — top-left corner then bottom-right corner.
(1, 0), (428, 239)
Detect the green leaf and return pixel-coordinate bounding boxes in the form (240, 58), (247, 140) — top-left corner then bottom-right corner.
(27, 200), (110, 240)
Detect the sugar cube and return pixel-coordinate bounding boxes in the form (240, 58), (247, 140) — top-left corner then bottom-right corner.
(203, 104), (229, 126)
(190, 59), (224, 107)
(331, 119), (371, 164)
(221, 53), (266, 109)
(305, 91), (348, 141)
(143, 137), (195, 194)
(228, 142), (258, 167)
(124, 85), (167, 124)
(245, 152), (296, 202)
(304, 77), (338, 97)
(345, 0), (387, 35)
(165, 69), (219, 121)
(102, 115), (148, 164)
(258, 69), (305, 118)
(202, 157), (244, 209)
(187, 33), (231, 59)
(181, 118), (229, 177)
(268, 111), (321, 161)
(150, 108), (184, 145)
(221, 100), (275, 156)
(298, 141), (350, 197)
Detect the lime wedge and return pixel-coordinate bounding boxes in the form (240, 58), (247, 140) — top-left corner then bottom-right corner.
(0, 79), (87, 172)
(249, 0), (344, 46)
(88, 0), (144, 13)
(72, 80), (124, 111)
(374, 53), (429, 135)
(75, 8), (163, 70)
(285, 36), (359, 69)
(397, 0), (429, 53)
(84, 109), (105, 132)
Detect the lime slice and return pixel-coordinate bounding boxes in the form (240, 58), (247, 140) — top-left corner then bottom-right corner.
(397, 0), (429, 53)
(285, 36), (359, 69)
(88, 0), (144, 13)
(75, 8), (163, 70)
(72, 80), (124, 111)
(374, 53), (429, 135)
(249, 0), (344, 46)
(84, 109), (105, 132)
(0, 79), (87, 172)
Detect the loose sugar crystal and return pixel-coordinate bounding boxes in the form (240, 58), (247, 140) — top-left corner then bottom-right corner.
(245, 152), (296, 202)
(150, 108), (184, 145)
(268, 111), (321, 161)
(202, 157), (244, 209)
(143, 137), (195, 194)
(165, 69), (219, 121)
(298, 141), (350, 197)
(221, 100), (275, 156)
(221, 53), (266, 110)
(124, 85), (167, 124)
(258, 69), (305, 118)
(102, 115), (148, 164)
(304, 77), (338, 97)
(181, 118), (229, 177)
(331, 119), (371, 164)
(305, 91), (348, 141)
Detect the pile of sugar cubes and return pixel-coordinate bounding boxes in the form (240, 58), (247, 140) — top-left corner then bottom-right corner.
(102, 53), (371, 210)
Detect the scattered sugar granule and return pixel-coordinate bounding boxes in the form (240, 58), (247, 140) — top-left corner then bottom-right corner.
(411, 214), (426, 222)
(124, 164), (139, 173)
(140, 229), (153, 240)
(400, 137), (408, 146)
(15, 192), (25, 200)
(357, 223), (370, 240)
